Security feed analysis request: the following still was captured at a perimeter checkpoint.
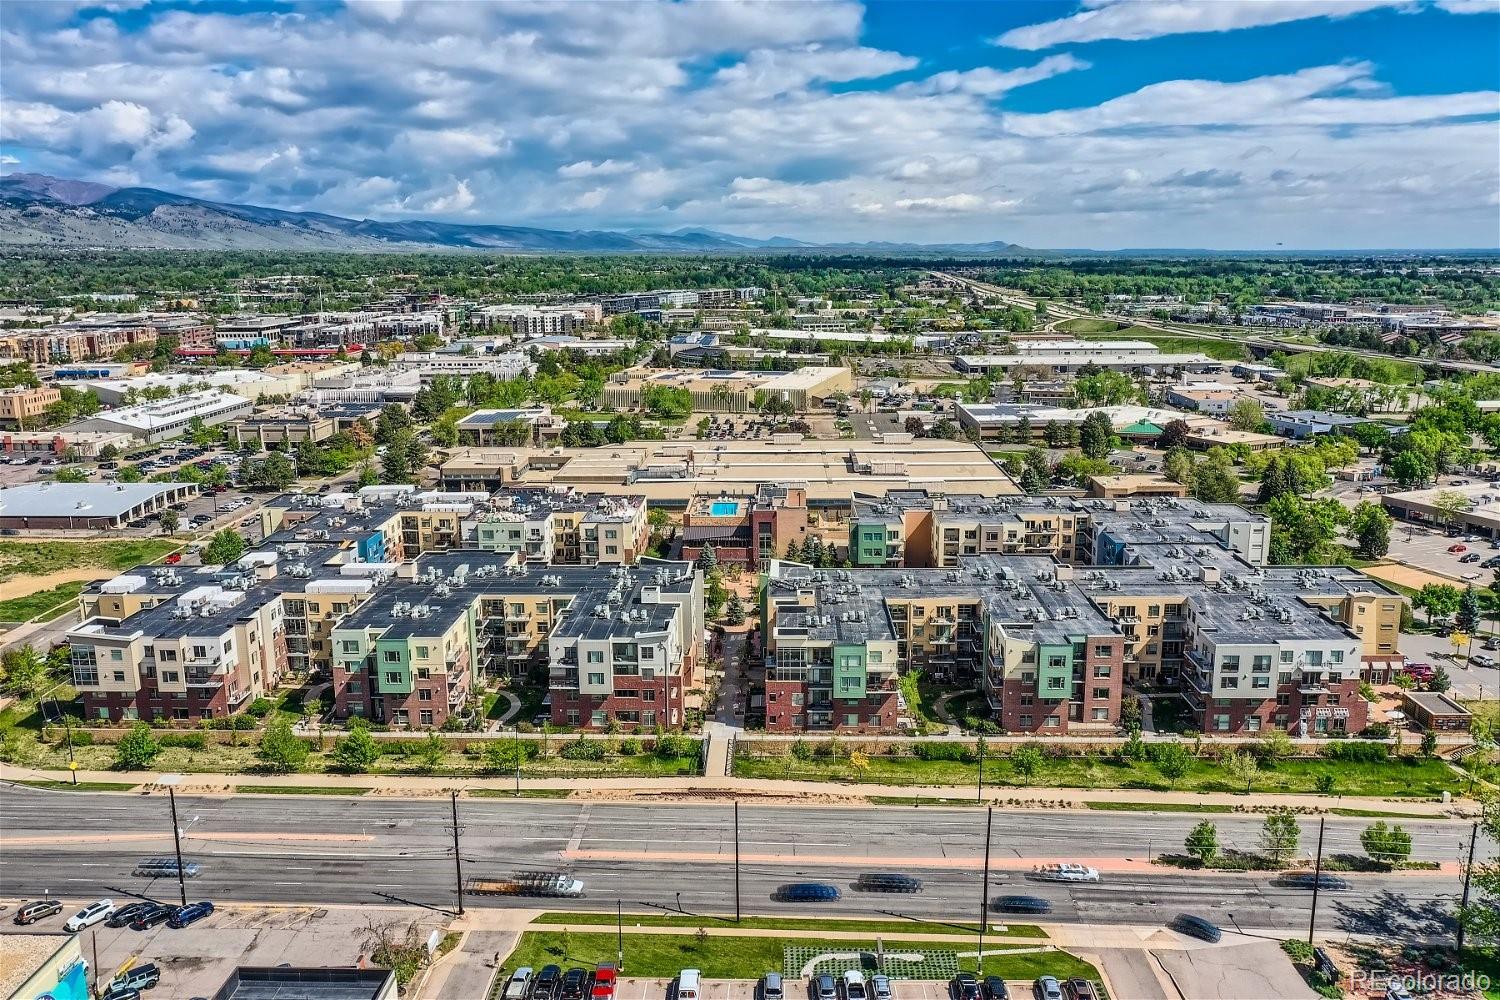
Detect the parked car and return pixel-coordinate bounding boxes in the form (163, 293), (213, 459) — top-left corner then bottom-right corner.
(110, 964), (161, 993)
(950, 975), (982, 1000)
(532, 966), (563, 1000)
(1278, 873), (1351, 891)
(814, 975), (838, 1000)
(1028, 863), (1100, 883)
(14, 899), (63, 925)
(1033, 978), (1063, 1000)
(130, 903), (176, 930)
(855, 872), (922, 893)
(105, 902), (156, 929)
(65, 899), (116, 932)
(982, 976), (1009, 1000)
(1170, 914), (1223, 943)
(992, 895), (1053, 914)
(1064, 980), (1098, 1000)
(559, 967), (589, 1000)
(590, 967), (616, 1000)
(168, 900), (214, 928)
(843, 970), (867, 1000)
(760, 973), (784, 1000)
(870, 975), (893, 1000)
(501, 968), (533, 1000)
(777, 882), (840, 902)
(1385, 984), (1415, 1000)
(101, 988), (141, 1000)
(1449, 544), (1467, 553)
(1474, 654), (1497, 668)
(677, 970), (701, 1000)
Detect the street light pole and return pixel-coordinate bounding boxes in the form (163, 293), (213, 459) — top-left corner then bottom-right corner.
(976, 738), (985, 803)
(1307, 816), (1326, 947)
(53, 697), (77, 785)
(1459, 821), (1479, 955)
(167, 787), (188, 907)
(450, 791), (466, 916)
(514, 725), (521, 797)
(734, 800), (742, 924)
(977, 805), (992, 973)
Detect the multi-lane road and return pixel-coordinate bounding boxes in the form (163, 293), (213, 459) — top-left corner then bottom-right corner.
(0, 784), (1477, 940)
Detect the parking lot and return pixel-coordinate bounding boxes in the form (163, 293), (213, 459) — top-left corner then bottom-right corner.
(1385, 523), (1500, 585)
(0, 900), (442, 999)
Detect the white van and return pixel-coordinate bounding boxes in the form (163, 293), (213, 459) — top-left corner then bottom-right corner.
(842, 970), (866, 1000)
(678, 969), (701, 1000)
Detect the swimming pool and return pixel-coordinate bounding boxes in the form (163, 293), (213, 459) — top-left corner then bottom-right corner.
(709, 500), (742, 517)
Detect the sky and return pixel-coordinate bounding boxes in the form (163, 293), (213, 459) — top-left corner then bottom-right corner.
(1, 0), (1498, 249)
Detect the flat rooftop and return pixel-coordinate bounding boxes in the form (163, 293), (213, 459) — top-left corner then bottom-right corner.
(212, 967), (394, 1000)
(0, 480), (193, 518)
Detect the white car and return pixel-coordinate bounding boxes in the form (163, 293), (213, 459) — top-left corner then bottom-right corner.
(1031, 863), (1101, 883)
(64, 898), (115, 932)
(1474, 654), (1497, 668)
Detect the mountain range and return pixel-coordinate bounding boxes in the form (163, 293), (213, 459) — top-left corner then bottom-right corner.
(0, 173), (1029, 254)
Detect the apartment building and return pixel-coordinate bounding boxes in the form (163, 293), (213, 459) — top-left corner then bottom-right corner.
(0, 313), (207, 363)
(472, 489), (650, 566)
(69, 581), (286, 723)
(331, 553), (703, 729)
(0, 385), (60, 428)
(471, 305), (599, 338)
(679, 483), (811, 569)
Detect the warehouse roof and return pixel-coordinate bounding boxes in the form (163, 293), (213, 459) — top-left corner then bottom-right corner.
(0, 481), (193, 518)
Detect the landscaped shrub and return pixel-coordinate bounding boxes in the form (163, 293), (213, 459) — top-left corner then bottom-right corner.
(244, 698), (275, 719)
(655, 734), (698, 758)
(159, 732), (207, 750)
(618, 738), (641, 756)
(912, 741), (974, 763)
(560, 738), (606, 761)
(1321, 741), (1388, 764)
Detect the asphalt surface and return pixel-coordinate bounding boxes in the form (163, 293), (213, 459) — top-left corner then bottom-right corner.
(0, 784), (1476, 939)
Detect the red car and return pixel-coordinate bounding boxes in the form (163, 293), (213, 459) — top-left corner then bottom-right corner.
(164, 553), (182, 565)
(590, 966), (617, 1000)
(1450, 544), (1467, 553)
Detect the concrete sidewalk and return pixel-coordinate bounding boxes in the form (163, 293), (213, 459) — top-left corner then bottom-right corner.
(1, 762), (1477, 819)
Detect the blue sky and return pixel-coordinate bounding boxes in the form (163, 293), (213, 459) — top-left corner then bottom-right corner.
(2, 0), (1497, 248)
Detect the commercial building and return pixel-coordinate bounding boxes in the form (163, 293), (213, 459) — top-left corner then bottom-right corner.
(528, 336), (631, 356)
(67, 390), (254, 443)
(438, 439), (1021, 511)
(87, 369), (301, 406)
(955, 403), (1199, 442)
(1401, 690), (1472, 732)
(390, 351), (535, 381)
(1383, 481), (1500, 537)
(600, 366), (853, 414)
(1086, 474), (1191, 499)
(1267, 410), (1380, 439)
(1165, 383), (1239, 415)
(679, 483), (812, 569)
(0, 385), (60, 428)
(228, 403), (382, 448)
(0, 481), (197, 530)
(1, 933), (88, 1000)
(957, 350), (1216, 376)
(210, 968), (396, 1000)
(472, 304), (600, 337)
(457, 408), (560, 446)
(0, 428), (136, 458)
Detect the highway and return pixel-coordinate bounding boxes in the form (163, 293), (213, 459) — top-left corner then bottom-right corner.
(0, 784), (1476, 940)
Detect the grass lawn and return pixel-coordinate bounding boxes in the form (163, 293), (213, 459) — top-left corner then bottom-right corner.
(469, 788), (572, 799)
(1056, 318), (1124, 334)
(0, 580), (87, 623)
(1146, 695), (1190, 735)
(868, 796), (985, 807)
(0, 539), (178, 580)
(733, 750), (1465, 799)
(503, 932), (1068, 980)
(234, 784), (370, 795)
(533, 913), (1046, 939)
(16, 778), (138, 792)
(1085, 801), (1232, 814)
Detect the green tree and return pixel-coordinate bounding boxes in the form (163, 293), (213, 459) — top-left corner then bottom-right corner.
(1459, 587), (1482, 634)
(1415, 583), (1462, 624)
(1010, 744), (1043, 781)
(706, 568), (729, 618)
(202, 528), (246, 565)
(414, 732), (446, 772)
(1349, 501), (1391, 559)
(330, 722), (382, 773)
(1430, 666), (1452, 693)
(1153, 741), (1192, 787)
(1360, 821), (1413, 866)
(1164, 447), (1195, 485)
(53, 467), (89, 483)
(1224, 750), (1261, 794)
(1190, 459), (1241, 504)
(115, 722), (162, 770)
(1226, 398), (1265, 432)
(257, 718), (309, 774)
(1420, 729), (1439, 758)
(1259, 810), (1300, 865)
(696, 542), (718, 573)
(724, 593), (746, 627)
(0, 645), (48, 698)
(1388, 450), (1434, 489)
(1256, 729), (1295, 766)
(1184, 820), (1219, 863)
(1079, 411), (1113, 459)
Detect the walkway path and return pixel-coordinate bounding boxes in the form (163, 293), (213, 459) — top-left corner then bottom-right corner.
(493, 690), (521, 726)
(929, 693), (964, 736)
(2, 763), (1477, 818)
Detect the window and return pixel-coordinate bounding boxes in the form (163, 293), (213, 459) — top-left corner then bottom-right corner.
(416, 667), (431, 680)
(1092, 687), (1109, 700)
(845, 714), (859, 726)
(1278, 671), (1293, 685)
(1092, 707), (1109, 721)
(110, 649), (123, 661)
(1281, 650), (1294, 663)
(1252, 676), (1270, 689)
(113, 670), (126, 682)
(385, 672), (401, 685)
(1046, 676), (1066, 690)
(1213, 714), (1230, 731)
(159, 649), (177, 662)
(1330, 650), (1344, 664)
(161, 670), (178, 683)
(1019, 714), (1032, 727)
(640, 647), (655, 660)
(587, 672), (605, 686)
(415, 646), (429, 658)
(1252, 655), (1272, 672)
(1221, 677), (1239, 689)
(1220, 655), (1240, 670)
(587, 650), (604, 663)
(1093, 665), (1112, 678)
(1306, 651), (1323, 667)
(347, 679), (362, 695)
(1245, 717), (1261, 731)
(642, 711), (657, 727)
(419, 710), (434, 726)
(1044, 715), (1060, 728)
(1093, 644), (1112, 658)
(418, 688), (432, 701)
(383, 650), (401, 663)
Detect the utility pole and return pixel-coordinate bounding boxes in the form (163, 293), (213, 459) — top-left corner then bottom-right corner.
(450, 791), (466, 916)
(617, 899), (625, 973)
(1459, 821), (1479, 954)
(514, 725), (521, 797)
(54, 698), (77, 785)
(976, 738), (985, 803)
(167, 787), (188, 907)
(1307, 816), (1326, 946)
(734, 800), (742, 924)
(977, 805), (993, 973)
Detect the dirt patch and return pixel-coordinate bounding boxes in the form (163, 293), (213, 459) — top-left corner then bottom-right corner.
(0, 567), (117, 602)
(1362, 562), (1464, 591)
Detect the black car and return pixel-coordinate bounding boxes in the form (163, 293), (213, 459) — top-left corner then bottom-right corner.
(168, 900), (215, 928)
(950, 974), (982, 1000)
(106, 902), (156, 929)
(1278, 872), (1351, 891)
(992, 895), (1053, 914)
(130, 903), (176, 931)
(777, 882), (840, 902)
(855, 873), (922, 893)
(1169, 914), (1223, 943)
(533, 965), (563, 1000)
(560, 968), (590, 1000)
(983, 977), (1010, 1000)
(814, 976), (838, 1000)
